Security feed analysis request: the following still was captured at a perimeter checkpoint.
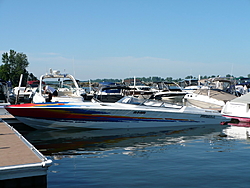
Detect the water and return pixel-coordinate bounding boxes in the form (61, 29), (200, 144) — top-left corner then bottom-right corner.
(21, 124), (250, 188)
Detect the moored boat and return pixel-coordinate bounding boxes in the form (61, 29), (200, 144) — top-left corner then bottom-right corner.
(93, 82), (130, 102)
(5, 96), (226, 130)
(10, 80), (44, 103)
(183, 77), (238, 111)
(150, 81), (187, 104)
(221, 92), (250, 122)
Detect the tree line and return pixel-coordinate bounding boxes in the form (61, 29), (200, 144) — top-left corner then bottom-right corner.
(87, 74), (249, 84)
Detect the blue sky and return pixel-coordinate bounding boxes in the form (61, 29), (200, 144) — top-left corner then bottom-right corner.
(1, 0), (250, 81)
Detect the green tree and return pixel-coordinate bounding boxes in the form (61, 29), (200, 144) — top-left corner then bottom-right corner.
(0, 50), (29, 87)
(185, 75), (193, 79)
(226, 74), (233, 78)
(165, 77), (173, 82)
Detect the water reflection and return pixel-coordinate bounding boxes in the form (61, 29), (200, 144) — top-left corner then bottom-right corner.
(18, 124), (229, 157)
(223, 122), (250, 140)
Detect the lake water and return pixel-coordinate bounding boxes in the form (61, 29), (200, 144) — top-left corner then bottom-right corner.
(21, 123), (250, 188)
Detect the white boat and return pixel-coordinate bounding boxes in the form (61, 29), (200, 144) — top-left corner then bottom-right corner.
(183, 77), (238, 111)
(221, 92), (250, 122)
(150, 81), (187, 104)
(32, 69), (85, 103)
(128, 85), (154, 99)
(11, 80), (42, 103)
(179, 79), (203, 93)
(93, 82), (130, 102)
(5, 96), (226, 130)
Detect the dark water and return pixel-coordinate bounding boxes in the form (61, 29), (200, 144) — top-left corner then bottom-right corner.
(21, 124), (250, 188)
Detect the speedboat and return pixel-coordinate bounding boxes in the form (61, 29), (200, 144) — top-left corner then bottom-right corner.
(32, 69), (86, 103)
(221, 92), (250, 122)
(5, 96), (226, 130)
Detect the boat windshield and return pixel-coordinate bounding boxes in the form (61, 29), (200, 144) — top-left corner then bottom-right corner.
(117, 96), (144, 104)
(117, 96), (183, 109)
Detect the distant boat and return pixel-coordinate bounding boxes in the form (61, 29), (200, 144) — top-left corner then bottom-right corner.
(93, 82), (130, 102)
(179, 79), (203, 93)
(183, 77), (238, 111)
(5, 96), (226, 130)
(150, 81), (187, 104)
(128, 85), (154, 99)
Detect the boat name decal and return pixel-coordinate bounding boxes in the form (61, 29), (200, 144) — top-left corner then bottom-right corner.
(200, 115), (215, 118)
(133, 111), (146, 114)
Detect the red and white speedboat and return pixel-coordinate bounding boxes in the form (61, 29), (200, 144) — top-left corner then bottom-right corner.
(5, 96), (226, 130)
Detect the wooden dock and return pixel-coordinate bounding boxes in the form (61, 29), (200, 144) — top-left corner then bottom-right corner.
(0, 118), (52, 188)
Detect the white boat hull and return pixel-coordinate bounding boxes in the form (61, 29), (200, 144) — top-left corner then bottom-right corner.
(5, 100), (226, 129)
(221, 93), (250, 122)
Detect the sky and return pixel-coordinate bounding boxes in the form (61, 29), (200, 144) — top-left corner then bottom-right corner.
(0, 0), (250, 81)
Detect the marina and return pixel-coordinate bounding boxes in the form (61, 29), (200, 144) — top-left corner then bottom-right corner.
(1, 71), (249, 187)
(1, 0), (250, 187)
(1, 70), (250, 188)
(1, 76), (250, 187)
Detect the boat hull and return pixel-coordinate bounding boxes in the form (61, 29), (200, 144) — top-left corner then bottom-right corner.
(221, 101), (250, 122)
(5, 102), (226, 129)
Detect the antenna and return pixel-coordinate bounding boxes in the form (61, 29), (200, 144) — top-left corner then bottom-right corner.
(73, 56), (76, 77)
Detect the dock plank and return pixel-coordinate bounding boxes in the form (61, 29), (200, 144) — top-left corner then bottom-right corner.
(0, 122), (42, 167)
